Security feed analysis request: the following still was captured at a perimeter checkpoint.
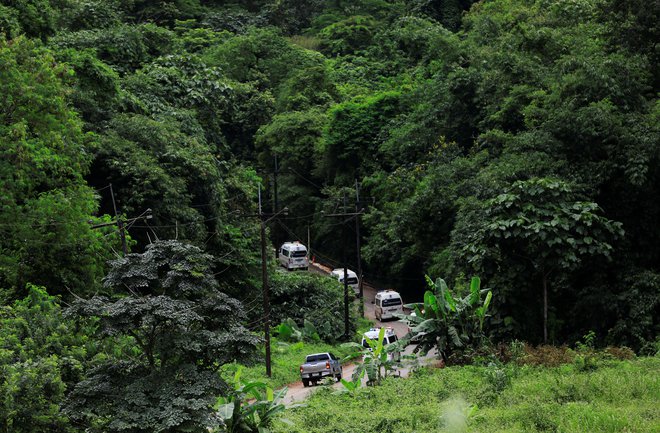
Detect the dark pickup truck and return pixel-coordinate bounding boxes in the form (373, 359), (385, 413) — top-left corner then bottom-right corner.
(299, 352), (342, 387)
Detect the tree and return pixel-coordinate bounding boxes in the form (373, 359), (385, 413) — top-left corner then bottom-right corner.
(0, 37), (116, 299)
(269, 271), (356, 342)
(0, 285), (92, 433)
(453, 178), (623, 343)
(65, 240), (260, 433)
(401, 276), (492, 363)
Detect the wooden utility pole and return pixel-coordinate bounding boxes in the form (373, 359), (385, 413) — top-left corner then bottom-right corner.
(355, 180), (364, 317)
(109, 183), (127, 256)
(324, 190), (363, 339)
(342, 192), (349, 339)
(256, 184), (288, 377)
(272, 155), (280, 259)
(258, 184), (272, 377)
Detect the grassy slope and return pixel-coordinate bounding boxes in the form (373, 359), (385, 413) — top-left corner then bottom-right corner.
(221, 339), (357, 389)
(273, 357), (660, 433)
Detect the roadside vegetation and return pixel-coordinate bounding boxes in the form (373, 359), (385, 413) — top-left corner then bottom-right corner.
(275, 353), (660, 433)
(222, 337), (359, 390)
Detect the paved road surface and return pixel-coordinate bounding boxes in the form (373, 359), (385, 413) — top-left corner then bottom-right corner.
(282, 263), (435, 404)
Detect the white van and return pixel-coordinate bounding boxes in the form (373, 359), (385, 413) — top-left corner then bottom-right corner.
(330, 268), (359, 293)
(361, 327), (401, 361)
(374, 290), (403, 321)
(278, 241), (308, 270)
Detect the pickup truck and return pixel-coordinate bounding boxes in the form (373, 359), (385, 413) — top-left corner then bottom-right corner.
(299, 352), (342, 387)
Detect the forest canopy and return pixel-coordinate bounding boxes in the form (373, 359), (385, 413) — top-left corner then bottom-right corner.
(0, 0), (658, 430)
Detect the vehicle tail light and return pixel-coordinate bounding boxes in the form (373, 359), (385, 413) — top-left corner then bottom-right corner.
(300, 365), (303, 373)
(325, 361), (330, 369)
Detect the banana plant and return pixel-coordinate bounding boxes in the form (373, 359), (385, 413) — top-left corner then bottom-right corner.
(399, 276), (492, 363)
(341, 327), (404, 386)
(214, 368), (296, 433)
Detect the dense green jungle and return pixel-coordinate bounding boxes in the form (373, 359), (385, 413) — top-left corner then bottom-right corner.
(0, 0), (658, 431)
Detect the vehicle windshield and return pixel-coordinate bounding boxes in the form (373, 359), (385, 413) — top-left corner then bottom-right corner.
(306, 354), (329, 362)
(362, 338), (388, 348)
(382, 298), (402, 307)
(346, 277), (358, 284)
(291, 250), (307, 258)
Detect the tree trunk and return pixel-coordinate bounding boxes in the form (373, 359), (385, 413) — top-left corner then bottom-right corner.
(542, 273), (548, 344)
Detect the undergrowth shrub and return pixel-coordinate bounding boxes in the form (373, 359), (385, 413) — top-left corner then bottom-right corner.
(522, 345), (575, 366)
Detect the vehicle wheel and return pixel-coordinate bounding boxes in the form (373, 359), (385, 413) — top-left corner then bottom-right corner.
(336, 370), (342, 381)
(303, 267), (308, 271)
(302, 379), (309, 387)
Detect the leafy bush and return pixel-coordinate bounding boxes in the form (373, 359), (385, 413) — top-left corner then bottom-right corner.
(521, 345), (575, 367)
(215, 368), (290, 433)
(269, 271), (357, 343)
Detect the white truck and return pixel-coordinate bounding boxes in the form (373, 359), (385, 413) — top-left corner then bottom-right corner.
(299, 352), (342, 387)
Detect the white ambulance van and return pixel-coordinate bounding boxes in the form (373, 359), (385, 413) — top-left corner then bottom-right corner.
(278, 241), (309, 270)
(374, 290), (403, 321)
(361, 327), (401, 361)
(330, 268), (359, 293)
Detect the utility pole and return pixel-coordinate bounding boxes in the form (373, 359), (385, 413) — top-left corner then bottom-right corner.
(272, 155), (280, 259)
(342, 192), (349, 339)
(256, 184), (288, 377)
(109, 183), (127, 256)
(355, 180), (364, 317)
(258, 184), (271, 377)
(323, 191), (363, 339)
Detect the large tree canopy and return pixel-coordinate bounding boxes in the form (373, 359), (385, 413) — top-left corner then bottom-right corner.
(65, 241), (260, 433)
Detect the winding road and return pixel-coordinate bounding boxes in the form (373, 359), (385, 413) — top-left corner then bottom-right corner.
(282, 263), (434, 404)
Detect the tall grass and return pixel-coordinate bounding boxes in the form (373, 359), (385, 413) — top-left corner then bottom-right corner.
(273, 357), (660, 433)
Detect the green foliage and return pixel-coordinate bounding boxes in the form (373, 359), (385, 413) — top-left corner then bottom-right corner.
(269, 271), (356, 343)
(0, 37), (115, 298)
(203, 27), (323, 91)
(51, 23), (176, 73)
(605, 269), (660, 350)
(402, 276), (492, 363)
(0, 0), (657, 409)
(263, 0), (324, 35)
(318, 15), (378, 56)
(53, 48), (121, 126)
(341, 327), (402, 386)
(320, 90), (403, 184)
(453, 177), (623, 342)
(273, 357), (660, 433)
(215, 368), (291, 433)
(65, 240), (260, 433)
(274, 318), (321, 343)
(0, 0), (60, 39)
(0, 285), (93, 433)
(0, 5), (21, 38)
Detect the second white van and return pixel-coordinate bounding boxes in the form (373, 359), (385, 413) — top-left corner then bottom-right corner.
(374, 290), (403, 321)
(330, 268), (359, 293)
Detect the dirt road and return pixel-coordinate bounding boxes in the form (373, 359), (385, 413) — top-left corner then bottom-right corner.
(283, 263), (429, 405)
